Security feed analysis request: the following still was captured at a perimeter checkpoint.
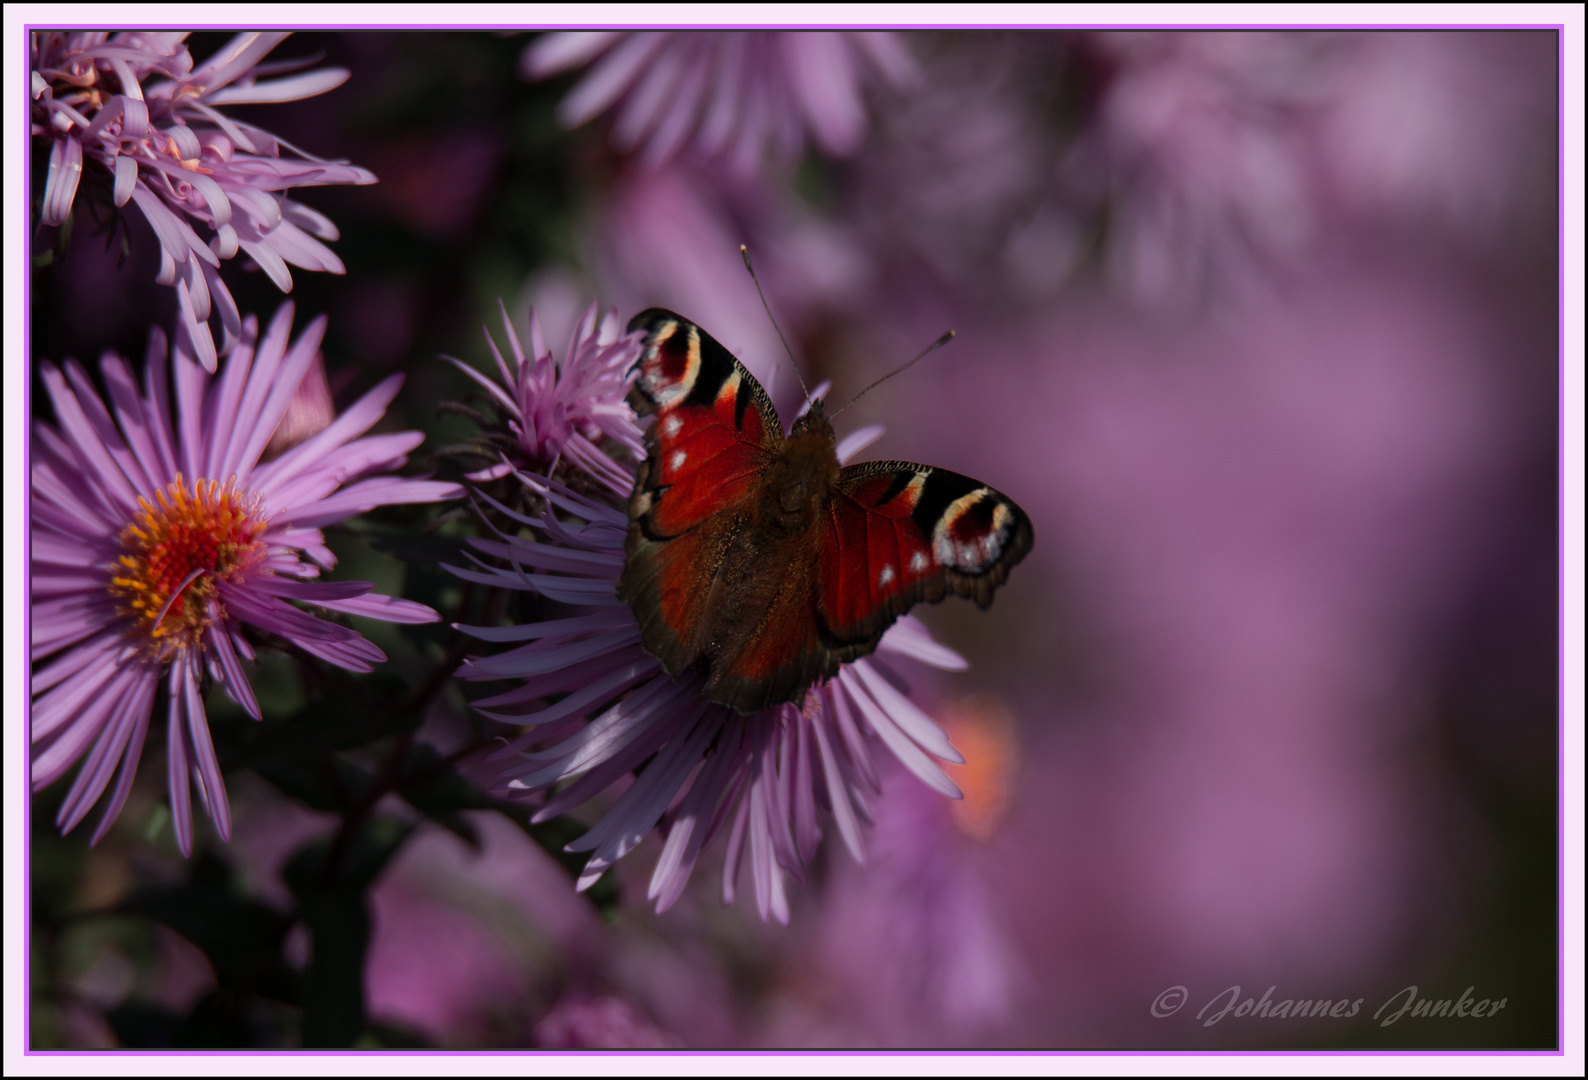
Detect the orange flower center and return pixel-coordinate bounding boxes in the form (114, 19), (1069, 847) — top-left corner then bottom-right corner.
(110, 474), (266, 657)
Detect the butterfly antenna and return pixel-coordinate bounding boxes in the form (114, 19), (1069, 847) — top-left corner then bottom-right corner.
(830, 330), (956, 420)
(741, 244), (814, 407)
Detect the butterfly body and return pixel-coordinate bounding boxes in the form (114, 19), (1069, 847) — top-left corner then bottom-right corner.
(618, 309), (1031, 714)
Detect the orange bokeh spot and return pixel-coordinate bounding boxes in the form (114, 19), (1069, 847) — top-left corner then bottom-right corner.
(940, 693), (1018, 841)
(109, 474), (265, 658)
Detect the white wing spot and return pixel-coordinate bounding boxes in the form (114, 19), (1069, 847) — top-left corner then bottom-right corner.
(878, 564), (895, 588)
(663, 415), (683, 437)
(670, 450), (687, 471)
(910, 551), (929, 573)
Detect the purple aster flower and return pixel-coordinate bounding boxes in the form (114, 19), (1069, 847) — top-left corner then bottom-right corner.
(31, 32), (375, 370)
(30, 304), (462, 855)
(449, 403), (968, 923)
(1061, 31), (1325, 303)
(522, 31), (917, 172)
(534, 994), (682, 1049)
(443, 300), (644, 496)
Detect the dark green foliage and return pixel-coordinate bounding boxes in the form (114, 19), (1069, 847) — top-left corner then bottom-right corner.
(284, 817), (414, 1048)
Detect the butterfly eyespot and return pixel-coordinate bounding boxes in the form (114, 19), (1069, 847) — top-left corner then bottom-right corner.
(932, 488), (1011, 571)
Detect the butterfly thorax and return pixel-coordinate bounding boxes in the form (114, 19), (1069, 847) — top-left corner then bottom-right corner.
(758, 404), (840, 535)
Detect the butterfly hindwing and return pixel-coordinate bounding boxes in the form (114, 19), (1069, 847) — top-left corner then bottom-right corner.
(623, 308), (782, 539)
(820, 460), (1033, 656)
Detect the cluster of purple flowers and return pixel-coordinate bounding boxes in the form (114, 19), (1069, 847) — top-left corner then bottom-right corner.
(32, 32), (374, 368)
(30, 28), (985, 925)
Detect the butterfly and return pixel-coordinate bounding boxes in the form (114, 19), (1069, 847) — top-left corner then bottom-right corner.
(616, 309), (1033, 714)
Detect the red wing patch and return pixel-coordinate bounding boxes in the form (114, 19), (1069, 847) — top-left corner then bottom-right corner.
(820, 461), (1033, 652)
(703, 553), (832, 712)
(625, 309), (782, 538)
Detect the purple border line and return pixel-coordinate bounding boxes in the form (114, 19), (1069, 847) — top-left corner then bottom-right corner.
(21, 25), (1575, 1060)
(15, 21), (1573, 30)
(1558, 17), (1570, 1068)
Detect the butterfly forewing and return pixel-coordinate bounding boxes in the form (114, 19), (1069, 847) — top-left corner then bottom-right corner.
(822, 462), (1033, 654)
(623, 309), (781, 538)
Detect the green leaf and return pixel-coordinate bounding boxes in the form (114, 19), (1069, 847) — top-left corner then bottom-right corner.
(211, 674), (417, 772)
(116, 853), (297, 1004)
(283, 817), (415, 1048)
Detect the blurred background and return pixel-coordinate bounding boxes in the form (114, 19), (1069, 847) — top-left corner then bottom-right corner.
(29, 29), (1560, 1049)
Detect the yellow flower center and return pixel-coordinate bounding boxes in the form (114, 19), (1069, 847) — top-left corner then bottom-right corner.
(110, 474), (266, 658)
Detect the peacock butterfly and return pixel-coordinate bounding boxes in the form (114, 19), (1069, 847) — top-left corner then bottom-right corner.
(616, 309), (1033, 714)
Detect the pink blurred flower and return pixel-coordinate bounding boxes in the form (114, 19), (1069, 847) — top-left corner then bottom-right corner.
(533, 994), (682, 1049)
(30, 32), (375, 370)
(444, 300), (644, 495)
(1316, 30), (1557, 247)
(448, 386), (969, 923)
(523, 31), (916, 172)
(30, 304), (460, 855)
(1063, 31), (1326, 303)
(792, 753), (1025, 1046)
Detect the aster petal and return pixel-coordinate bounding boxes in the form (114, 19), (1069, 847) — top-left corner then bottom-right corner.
(834, 424), (885, 465)
(259, 219), (345, 274)
(101, 354), (175, 489)
(201, 334), (255, 480)
(186, 31), (290, 94)
(166, 660), (195, 856)
(472, 656), (657, 727)
(527, 683), (701, 822)
(175, 279), (219, 373)
(39, 364), (141, 517)
(88, 688), (154, 845)
(113, 155), (139, 206)
(218, 305), (312, 483)
(786, 32), (866, 155)
(237, 235), (294, 292)
(567, 710), (727, 865)
(184, 658), (231, 841)
(42, 136), (83, 226)
(31, 594), (120, 661)
(250, 375), (406, 494)
(310, 593), (441, 625)
(206, 622), (261, 721)
(720, 794), (751, 906)
(32, 658), (139, 777)
(206, 67), (349, 105)
(877, 614), (970, 671)
(849, 659), (965, 765)
(522, 31), (621, 78)
(277, 478), (462, 530)
(227, 309), (323, 481)
(248, 577), (374, 602)
(809, 697), (866, 862)
(558, 32), (669, 128)
(127, 182), (195, 268)
(141, 328), (182, 480)
(650, 726), (748, 911)
(57, 668), (158, 835)
(840, 672), (962, 800)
